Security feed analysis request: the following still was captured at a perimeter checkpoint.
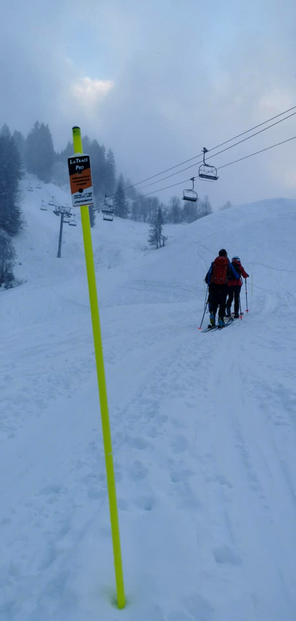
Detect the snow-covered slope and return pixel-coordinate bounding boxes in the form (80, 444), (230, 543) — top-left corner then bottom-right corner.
(1, 177), (296, 621)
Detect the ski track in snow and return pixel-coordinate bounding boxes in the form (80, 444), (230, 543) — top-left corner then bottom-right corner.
(1, 181), (296, 620)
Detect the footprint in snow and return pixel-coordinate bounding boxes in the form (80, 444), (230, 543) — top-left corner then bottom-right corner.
(170, 469), (194, 483)
(170, 469), (202, 510)
(118, 498), (129, 511)
(171, 435), (188, 454)
(128, 460), (148, 481)
(137, 494), (155, 511)
(172, 417), (187, 430)
(183, 593), (214, 621)
(129, 436), (149, 450)
(213, 544), (242, 565)
(147, 425), (158, 438)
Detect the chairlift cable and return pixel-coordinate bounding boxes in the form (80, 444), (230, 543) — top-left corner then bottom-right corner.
(123, 111), (296, 192)
(217, 134), (296, 171)
(129, 134), (296, 201)
(206, 105), (296, 152)
(130, 178), (189, 200)
(98, 107), (296, 205)
(204, 111), (296, 164)
(128, 106), (296, 190)
(103, 105), (296, 200)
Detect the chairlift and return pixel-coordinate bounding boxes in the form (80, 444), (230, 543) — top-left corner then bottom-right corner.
(102, 207), (114, 222)
(40, 200), (47, 211)
(48, 197), (56, 206)
(63, 212), (70, 224)
(198, 147), (219, 181)
(182, 177), (198, 202)
(27, 184), (33, 192)
(36, 184), (41, 189)
(69, 214), (77, 227)
(102, 195), (114, 221)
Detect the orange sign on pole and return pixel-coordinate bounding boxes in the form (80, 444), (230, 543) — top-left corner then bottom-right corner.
(68, 155), (94, 207)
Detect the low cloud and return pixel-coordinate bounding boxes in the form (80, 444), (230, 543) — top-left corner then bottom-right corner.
(72, 77), (114, 111)
(1, 0), (296, 207)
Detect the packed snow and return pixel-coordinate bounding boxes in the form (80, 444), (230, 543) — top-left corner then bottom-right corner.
(1, 176), (296, 620)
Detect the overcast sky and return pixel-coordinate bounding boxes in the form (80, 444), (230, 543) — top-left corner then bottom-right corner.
(2, 0), (296, 208)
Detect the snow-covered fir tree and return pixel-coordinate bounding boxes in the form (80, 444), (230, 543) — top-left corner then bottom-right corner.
(25, 122), (55, 182)
(168, 196), (182, 223)
(148, 206), (165, 249)
(0, 228), (16, 288)
(0, 134), (23, 236)
(114, 175), (128, 218)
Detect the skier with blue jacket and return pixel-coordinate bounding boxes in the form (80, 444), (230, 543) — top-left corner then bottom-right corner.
(226, 256), (249, 318)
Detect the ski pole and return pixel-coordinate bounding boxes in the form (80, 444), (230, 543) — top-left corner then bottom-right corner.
(199, 288), (209, 330)
(239, 292), (243, 319)
(245, 278), (249, 313)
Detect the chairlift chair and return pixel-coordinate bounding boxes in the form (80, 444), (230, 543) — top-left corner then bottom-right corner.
(48, 196), (56, 206)
(63, 212), (70, 224)
(27, 184), (33, 192)
(199, 147), (219, 181)
(102, 208), (114, 221)
(182, 177), (198, 202)
(102, 195), (114, 221)
(36, 184), (41, 189)
(40, 200), (47, 211)
(69, 214), (77, 227)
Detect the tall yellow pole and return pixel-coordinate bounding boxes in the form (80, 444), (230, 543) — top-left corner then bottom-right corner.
(72, 126), (125, 609)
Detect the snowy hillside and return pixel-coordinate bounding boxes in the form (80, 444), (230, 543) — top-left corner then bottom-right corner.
(1, 176), (296, 621)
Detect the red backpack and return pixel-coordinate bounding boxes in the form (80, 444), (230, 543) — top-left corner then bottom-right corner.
(210, 256), (229, 285)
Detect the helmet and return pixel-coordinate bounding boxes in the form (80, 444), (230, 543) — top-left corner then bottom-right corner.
(232, 256), (240, 261)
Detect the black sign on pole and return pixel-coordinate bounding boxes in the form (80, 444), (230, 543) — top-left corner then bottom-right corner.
(68, 155), (94, 207)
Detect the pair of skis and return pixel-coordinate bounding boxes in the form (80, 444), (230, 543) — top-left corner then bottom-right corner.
(201, 318), (234, 333)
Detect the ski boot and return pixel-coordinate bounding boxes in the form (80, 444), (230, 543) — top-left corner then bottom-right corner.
(209, 313), (216, 327)
(218, 318), (225, 328)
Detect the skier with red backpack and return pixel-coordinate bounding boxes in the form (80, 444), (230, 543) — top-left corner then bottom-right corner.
(205, 249), (239, 327)
(226, 256), (249, 318)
